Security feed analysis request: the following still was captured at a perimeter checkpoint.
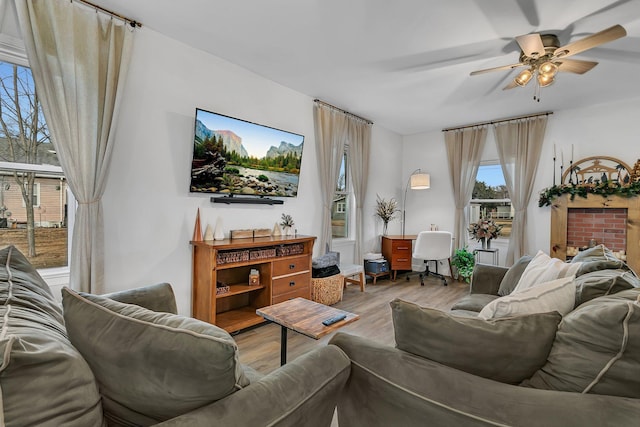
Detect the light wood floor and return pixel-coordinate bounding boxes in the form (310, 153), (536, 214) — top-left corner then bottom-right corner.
(235, 273), (469, 375)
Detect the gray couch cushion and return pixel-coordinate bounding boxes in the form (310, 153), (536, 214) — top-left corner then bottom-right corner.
(62, 287), (249, 426)
(449, 293), (499, 312)
(0, 246), (104, 427)
(498, 255), (533, 296)
(574, 269), (639, 306)
(523, 288), (640, 398)
(391, 299), (562, 384)
(571, 244), (632, 276)
(103, 282), (178, 314)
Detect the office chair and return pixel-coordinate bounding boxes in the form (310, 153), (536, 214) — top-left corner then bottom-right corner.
(408, 231), (453, 286)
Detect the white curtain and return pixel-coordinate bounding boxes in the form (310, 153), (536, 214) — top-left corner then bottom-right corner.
(16, 0), (133, 292)
(313, 103), (348, 254)
(494, 116), (548, 265)
(444, 126), (487, 249)
(347, 119), (371, 263)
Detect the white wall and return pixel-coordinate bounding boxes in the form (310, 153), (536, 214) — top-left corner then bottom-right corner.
(402, 97), (640, 268)
(102, 27), (401, 314)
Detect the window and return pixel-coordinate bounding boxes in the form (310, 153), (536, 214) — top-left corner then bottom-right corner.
(470, 162), (512, 238)
(21, 182), (40, 207)
(331, 150), (350, 238)
(0, 59), (69, 268)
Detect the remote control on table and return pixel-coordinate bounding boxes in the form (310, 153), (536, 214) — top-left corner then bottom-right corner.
(322, 314), (347, 326)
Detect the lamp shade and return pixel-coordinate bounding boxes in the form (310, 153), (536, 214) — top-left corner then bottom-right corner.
(410, 173), (430, 190)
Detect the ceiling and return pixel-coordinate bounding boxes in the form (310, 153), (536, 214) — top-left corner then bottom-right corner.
(6, 0), (640, 135)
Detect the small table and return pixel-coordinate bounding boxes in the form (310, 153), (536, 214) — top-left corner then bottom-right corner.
(473, 247), (499, 265)
(256, 297), (359, 365)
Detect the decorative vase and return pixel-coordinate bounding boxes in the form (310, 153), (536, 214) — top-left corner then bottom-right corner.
(486, 238), (492, 249)
(383, 222), (389, 236)
(213, 218), (224, 240)
(481, 237), (487, 249)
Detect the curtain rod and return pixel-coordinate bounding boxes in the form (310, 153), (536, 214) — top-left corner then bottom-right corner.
(442, 111), (552, 132)
(314, 99), (373, 125)
(74, 0), (142, 28)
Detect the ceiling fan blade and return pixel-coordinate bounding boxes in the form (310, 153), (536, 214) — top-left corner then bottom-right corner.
(554, 24), (626, 58)
(515, 33), (545, 58)
(470, 63), (524, 76)
(502, 80), (519, 90)
(557, 59), (598, 74)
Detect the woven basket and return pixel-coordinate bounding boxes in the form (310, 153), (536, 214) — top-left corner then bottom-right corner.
(311, 274), (344, 306)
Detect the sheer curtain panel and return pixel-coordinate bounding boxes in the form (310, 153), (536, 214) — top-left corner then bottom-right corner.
(444, 127), (487, 249)
(347, 119), (371, 263)
(313, 103), (348, 253)
(494, 116), (548, 266)
(16, 0), (133, 292)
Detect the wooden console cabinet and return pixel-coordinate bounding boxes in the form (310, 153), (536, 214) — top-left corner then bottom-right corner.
(191, 235), (316, 333)
(381, 235), (416, 280)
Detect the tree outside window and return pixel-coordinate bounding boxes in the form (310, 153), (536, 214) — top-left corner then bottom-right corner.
(470, 163), (512, 238)
(0, 60), (68, 268)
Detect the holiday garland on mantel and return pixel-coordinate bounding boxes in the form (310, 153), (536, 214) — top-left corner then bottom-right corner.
(539, 157), (640, 207)
(538, 180), (640, 207)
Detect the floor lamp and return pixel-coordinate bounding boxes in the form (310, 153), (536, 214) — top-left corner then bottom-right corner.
(402, 169), (430, 237)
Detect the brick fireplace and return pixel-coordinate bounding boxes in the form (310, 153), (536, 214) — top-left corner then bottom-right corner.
(566, 208), (627, 252)
(550, 194), (640, 273)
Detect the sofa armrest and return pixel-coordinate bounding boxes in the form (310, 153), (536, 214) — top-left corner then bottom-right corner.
(102, 283), (178, 314)
(329, 333), (640, 427)
(155, 344), (350, 427)
(469, 263), (508, 295)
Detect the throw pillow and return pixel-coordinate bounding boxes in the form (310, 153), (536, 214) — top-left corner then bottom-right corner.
(522, 289), (640, 398)
(513, 250), (581, 293)
(497, 255), (533, 296)
(391, 299), (562, 384)
(570, 244), (632, 276)
(574, 269), (640, 307)
(62, 287), (249, 425)
(0, 246), (104, 427)
(478, 275), (576, 319)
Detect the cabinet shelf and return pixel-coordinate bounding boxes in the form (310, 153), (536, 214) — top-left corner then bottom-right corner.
(217, 284), (265, 299)
(216, 307), (265, 333)
(192, 235), (316, 333)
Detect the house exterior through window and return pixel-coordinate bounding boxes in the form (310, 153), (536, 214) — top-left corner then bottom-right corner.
(0, 59), (70, 269)
(332, 150), (350, 239)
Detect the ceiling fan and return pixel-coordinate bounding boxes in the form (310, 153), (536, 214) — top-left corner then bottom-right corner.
(470, 24), (627, 97)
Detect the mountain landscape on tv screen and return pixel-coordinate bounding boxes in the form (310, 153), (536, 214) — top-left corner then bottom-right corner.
(191, 119), (303, 197)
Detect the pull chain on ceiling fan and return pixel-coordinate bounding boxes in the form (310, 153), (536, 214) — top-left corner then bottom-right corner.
(470, 24), (627, 100)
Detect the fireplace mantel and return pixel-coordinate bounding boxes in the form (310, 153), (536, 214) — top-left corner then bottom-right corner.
(550, 194), (640, 273)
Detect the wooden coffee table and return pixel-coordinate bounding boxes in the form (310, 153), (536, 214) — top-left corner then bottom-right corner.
(256, 297), (359, 365)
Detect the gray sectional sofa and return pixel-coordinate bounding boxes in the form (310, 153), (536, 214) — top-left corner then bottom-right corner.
(330, 245), (640, 426)
(0, 245), (350, 426)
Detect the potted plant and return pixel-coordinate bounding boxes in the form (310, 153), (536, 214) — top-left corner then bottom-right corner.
(280, 213), (295, 236)
(375, 194), (399, 235)
(451, 247), (475, 283)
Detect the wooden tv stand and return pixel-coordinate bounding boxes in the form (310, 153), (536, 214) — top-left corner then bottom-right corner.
(191, 235), (316, 333)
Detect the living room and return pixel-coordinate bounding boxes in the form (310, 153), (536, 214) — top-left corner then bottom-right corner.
(1, 1), (640, 425)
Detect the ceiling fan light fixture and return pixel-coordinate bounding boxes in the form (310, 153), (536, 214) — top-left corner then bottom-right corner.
(514, 69), (533, 87)
(537, 72), (555, 87)
(538, 61), (559, 76)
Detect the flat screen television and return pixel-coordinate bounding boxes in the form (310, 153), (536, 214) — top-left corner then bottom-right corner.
(190, 108), (305, 200)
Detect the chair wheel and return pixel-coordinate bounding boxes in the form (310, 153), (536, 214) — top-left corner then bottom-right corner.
(420, 281), (425, 286)
(406, 276), (410, 281)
